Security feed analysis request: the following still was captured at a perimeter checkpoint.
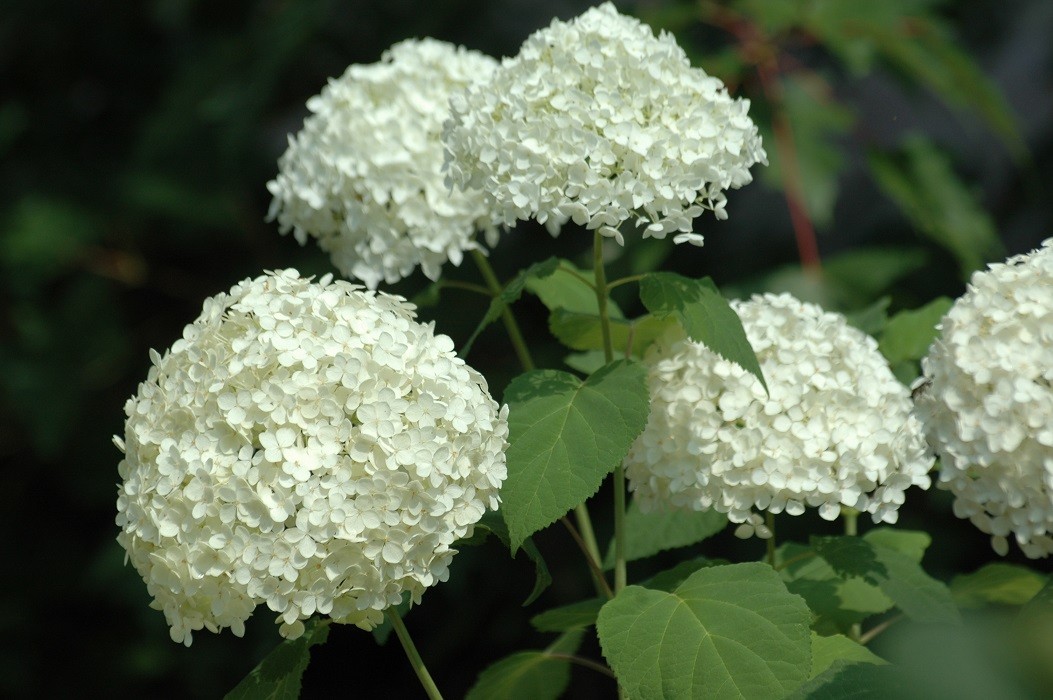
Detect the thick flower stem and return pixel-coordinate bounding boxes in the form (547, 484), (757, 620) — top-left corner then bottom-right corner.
(471, 248), (607, 597)
(386, 608), (444, 700)
(470, 249), (535, 371)
(843, 508), (861, 641)
(593, 232), (626, 594)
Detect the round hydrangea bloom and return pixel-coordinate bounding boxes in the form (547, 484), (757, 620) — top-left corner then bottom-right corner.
(443, 2), (766, 246)
(115, 270), (508, 645)
(267, 39), (499, 288)
(915, 239), (1053, 558)
(625, 293), (932, 537)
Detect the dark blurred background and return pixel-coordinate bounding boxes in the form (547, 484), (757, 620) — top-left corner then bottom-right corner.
(2, 0), (1051, 697)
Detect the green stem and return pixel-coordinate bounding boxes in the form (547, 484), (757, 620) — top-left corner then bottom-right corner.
(437, 279), (493, 297)
(605, 273), (646, 292)
(386, 608), (443, 700)
(843, 508), (858, 537)
(556, 263), (597, 291)
(765, 512), (776, 568)
(472, 249), (606, 596)
(844, 508), (861, 641)
(470, 250), (534, 371)
(592, 233), (615, 365)
(593, 232), (625, 595)
(546, 653), (617, 679)
(561, 517), (613, 599)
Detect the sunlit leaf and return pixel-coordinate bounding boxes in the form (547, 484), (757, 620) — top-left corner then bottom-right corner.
(501, 361), (650, 550)
(878, 297), (952, 365)
(640, 272), (767, 392)
(809, 632), (885, 678)
(597, 563), (812, 699)
(951, 563), (1049, 609)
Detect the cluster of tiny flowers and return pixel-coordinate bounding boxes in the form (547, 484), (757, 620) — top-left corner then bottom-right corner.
(915, 239), (1053, 558)
(443, 2), (766, 246)
(625, 293), (933, 537)
(115, 270), (508, 645)
(267, 39), (499, 288)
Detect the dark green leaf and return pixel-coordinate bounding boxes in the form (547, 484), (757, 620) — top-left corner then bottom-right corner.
(814, 536), (960, 625)
(639, 557), (726, 593)
(869, 137), (1003, 277)
(844, 297), (891, 336)
(531, 598), (605, 633)
(225, 619), (330, 700)
(602, 501), (727, 569)
(759, 74), (854, 228)
(878, 297), (952, 365)
(597, 562), (812, 699)
(466, 630), (584, 700)
(501, 361), (650, 550)
(640, 272), (767, 392)
(457, 511), (552, 606)
(788, 660), (905, 700)
(462, 257), (560, 355)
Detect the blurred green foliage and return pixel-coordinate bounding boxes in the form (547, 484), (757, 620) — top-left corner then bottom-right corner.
(2, 0), (1049, 697)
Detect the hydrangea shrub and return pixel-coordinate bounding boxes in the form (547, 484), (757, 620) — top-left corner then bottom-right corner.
(115, 3), (1053, 698)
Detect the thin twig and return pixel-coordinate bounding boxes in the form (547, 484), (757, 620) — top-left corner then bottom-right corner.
(547, 653), (618, 679)
(561, 517), (614, 599)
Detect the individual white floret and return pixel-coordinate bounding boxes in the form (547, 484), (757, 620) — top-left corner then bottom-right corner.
(115, 269), (508, 644)
(915, 239), (1053, 558)
(443, 2), (766, 246)
(267, 39), (499, 288)
(625, 293), (932, 536)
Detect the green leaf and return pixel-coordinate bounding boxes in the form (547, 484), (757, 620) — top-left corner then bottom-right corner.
(597, 562), (812, 699)
(814, 536), (960, 625)
(951, 563), (1049, 609)
(788, 660), (904, 700)
(502, 361), (650, 550)
(810, 633), (885, 679)
(225, 619), (330, 700)
(563, 350), (607, 375)
(462, 257), (560, 355)
(640, 557), (727, 593)
(458, 511), (552, 606)
(525, 259), (622, 317)
(466, 630), (585, 700)
(531, 598), (605, 633)
(411, 282), (441, 308)
(844, 297), (890, 336)
(548, 309), (674, 355)
(878, 298), (952, 365)
(862, 528), (931, 564)
(639, 272), (767, 392)
(823, 247), (928, 304)
(602, 501), (727, 569)
(869, 136), (1003, 277)
(777, 543), (893, 636)
(859, 17), (1025, 158)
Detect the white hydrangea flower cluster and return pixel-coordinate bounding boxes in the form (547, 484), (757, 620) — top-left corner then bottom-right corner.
(625, 293), (933, 537)
(443, 2), (766, 246)
(115, 270), (508, 645)
(267, 39), (499, 288)
(915, 239), (1053, 558)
